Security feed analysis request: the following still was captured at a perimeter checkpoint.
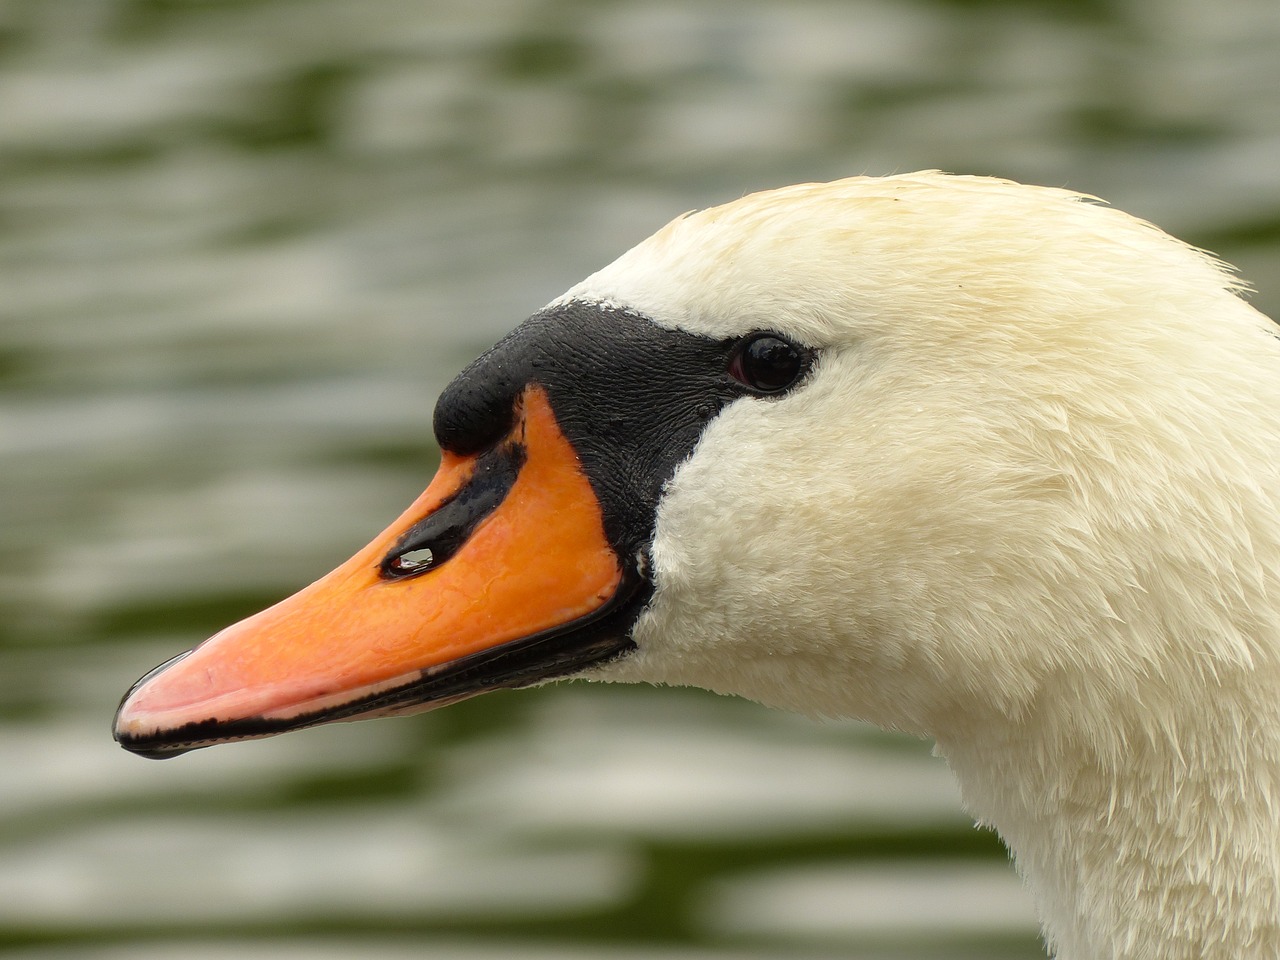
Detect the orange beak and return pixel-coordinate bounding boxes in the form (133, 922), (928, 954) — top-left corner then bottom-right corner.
(114, 385), (634, 757)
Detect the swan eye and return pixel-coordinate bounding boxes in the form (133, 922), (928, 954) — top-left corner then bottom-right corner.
(728, 333), (808, 394)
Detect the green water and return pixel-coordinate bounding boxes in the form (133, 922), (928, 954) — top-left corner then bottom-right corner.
(3, 1), (1279, 958)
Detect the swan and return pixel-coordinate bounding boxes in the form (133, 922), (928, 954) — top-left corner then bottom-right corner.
(114, 171), (1280, 959)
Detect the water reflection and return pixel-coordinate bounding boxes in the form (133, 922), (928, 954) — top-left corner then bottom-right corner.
(4, 0), (1278, 957)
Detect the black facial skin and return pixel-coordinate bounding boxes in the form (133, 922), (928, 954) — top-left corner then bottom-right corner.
(114, 301), (814, 757)
(436, 301), (811, 567)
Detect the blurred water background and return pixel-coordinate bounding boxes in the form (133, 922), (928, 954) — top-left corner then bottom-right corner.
(2, 0), (1279, 958)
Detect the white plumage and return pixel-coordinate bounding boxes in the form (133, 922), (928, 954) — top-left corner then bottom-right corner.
(569, 173), (1280, 959)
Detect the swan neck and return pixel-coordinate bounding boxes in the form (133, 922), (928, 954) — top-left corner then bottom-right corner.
(938, 697), (1280, 960)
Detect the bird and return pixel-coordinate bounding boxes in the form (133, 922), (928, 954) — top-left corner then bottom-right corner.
(114, 171), (1280, 960)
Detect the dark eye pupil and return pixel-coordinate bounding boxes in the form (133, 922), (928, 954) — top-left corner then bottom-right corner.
(730, 334), (805, 393)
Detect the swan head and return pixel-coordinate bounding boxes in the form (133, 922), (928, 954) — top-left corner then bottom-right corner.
(114, 171), (1280, 756)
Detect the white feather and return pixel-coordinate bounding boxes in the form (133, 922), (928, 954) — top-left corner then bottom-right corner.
(566, 172), (1280, 958)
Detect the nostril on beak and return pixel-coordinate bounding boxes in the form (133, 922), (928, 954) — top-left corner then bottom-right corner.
(385, 547), (435, 577)
(380, 439), (527, 581)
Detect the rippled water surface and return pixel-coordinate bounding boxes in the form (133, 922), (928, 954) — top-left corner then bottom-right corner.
(4, 1), (1279, 958)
